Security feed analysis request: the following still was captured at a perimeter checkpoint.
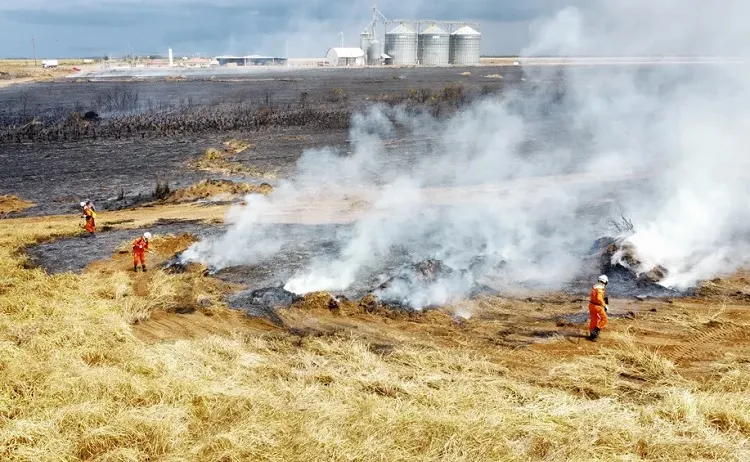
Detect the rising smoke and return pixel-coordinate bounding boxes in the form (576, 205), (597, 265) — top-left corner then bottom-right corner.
(183, 1), (750, 307)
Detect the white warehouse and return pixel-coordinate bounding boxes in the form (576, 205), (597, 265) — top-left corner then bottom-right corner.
(326, 48), (366, 66)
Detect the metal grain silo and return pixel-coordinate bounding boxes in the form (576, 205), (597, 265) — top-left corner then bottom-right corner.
(418, 24), (449, 66)
(360, 30), (373, 64)
(368, 39), (382, 65)
(449, 25), (481, 65)
(385, 23), (417, 65)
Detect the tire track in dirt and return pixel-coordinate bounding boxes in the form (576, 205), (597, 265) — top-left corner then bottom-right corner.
(669, 323), (750, 364)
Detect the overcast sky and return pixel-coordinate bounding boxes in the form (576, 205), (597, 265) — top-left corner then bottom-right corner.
(0, 0), (578, 58)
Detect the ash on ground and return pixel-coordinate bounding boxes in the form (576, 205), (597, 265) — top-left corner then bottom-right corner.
(227, 286), (302, 326)
(371, 258), (498, 310)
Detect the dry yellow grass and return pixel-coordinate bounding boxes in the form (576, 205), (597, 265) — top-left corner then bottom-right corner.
(0, 59), (84, 88)
(189, 142), (279, 179)
(222, 139), (253, 155)
(164, 179), (273, 204)
(0, 206), (749, 461)
(0, 195), (35, 215)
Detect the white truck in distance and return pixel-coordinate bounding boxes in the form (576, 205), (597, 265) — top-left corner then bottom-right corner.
(41, 59), (58, 68)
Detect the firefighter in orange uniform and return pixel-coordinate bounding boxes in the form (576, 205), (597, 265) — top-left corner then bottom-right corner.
(132, 232), (152, 272)
(80, 201), (96, 234)
(588, 275), (609, 341)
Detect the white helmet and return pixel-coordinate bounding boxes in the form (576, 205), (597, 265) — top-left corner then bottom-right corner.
(80, 201), (86, 207)
(597, 275), (609, 285)
(143, 232), (152, 240)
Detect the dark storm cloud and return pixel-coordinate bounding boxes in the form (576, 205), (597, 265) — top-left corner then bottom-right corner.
(4, 8), (143, 27)
(0, 0), (568, 57)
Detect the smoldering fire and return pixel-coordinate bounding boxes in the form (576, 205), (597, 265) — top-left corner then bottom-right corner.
(182, 1), (750, 310)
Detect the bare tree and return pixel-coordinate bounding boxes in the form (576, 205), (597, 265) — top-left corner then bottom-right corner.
(298, 91), (310, 109)
(263, 90), (275, 108)
(94, 86), (140, 112)
(18, 91), (31, 120)
(607, 204), (636, 235)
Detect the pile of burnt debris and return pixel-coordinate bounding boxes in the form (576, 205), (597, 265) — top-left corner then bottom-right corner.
(372, 259), (498, 309)
(165, 233), (689, 325)
(227, 286), (303, 326)
(579, 236), (685, 298)
(222, 258), (499, 322)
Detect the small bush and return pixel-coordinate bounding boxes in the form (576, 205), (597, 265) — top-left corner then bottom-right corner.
(153, 180), (171, 200)
(407, 88), (434, 104)
(298, 91), (310, 108)
(329, 88), (347, 103)
(441, 84), (465, 107)
(83, 111), (100, 121)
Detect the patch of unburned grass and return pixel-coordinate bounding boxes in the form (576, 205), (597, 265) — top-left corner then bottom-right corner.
(164, 179), (273, 204)
(0, 195), (35, 215)
(0, 59), (78, 86)
(223, 139), (254, 154)
(189, 143), (278, 179)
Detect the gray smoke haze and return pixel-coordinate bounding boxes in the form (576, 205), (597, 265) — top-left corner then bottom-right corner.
(182, 1), (750, 307)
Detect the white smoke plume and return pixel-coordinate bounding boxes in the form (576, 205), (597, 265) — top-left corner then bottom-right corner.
(183, 0), (750, 305)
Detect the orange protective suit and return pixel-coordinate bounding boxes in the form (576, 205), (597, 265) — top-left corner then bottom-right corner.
(589, 283), (609, 333)
(132, 237), (149, 269)
(82, 205), (96, 233)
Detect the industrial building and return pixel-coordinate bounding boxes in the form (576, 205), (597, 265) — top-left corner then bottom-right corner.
(326, 48), (366, 66)
(418, 24), (450, 66)
(384, 23), (417, 65)
(354, 2), (481, 66)
(214, 55), (287, 66)
(449, 25), (481, 65)
(380, 21), (481, 66)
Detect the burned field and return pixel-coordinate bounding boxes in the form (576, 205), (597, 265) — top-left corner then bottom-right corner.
(2, 64), (750, 461)
(24, 219), (223, 274)
(0, 64), (682, 216)
(2, 63), (710, 316)
(0, 66), (524, 216)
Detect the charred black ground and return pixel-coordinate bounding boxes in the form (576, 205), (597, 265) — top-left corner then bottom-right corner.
(0, 64), (693, 217)
(24, 213), (689, 320)
(8, 64), (703, 322)
(24, 220), (222, 274)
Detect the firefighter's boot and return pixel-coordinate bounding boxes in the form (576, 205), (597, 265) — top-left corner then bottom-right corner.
(588, 327), (600, 342)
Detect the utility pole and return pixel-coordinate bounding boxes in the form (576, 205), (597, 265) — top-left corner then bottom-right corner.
(31, 37), (36, 66)
(340, 31), (344, 48)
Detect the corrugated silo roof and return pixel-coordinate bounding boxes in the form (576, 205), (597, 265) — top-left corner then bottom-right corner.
(451, 25), (481, 35)
(421, 24), (448, 35)
(388, 23), (416, 34)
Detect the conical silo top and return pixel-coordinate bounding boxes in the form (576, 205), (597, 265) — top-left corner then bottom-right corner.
(388, 23), (416, 34)
(421, 24), (448, 35)
(451, 25), (480, 36)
